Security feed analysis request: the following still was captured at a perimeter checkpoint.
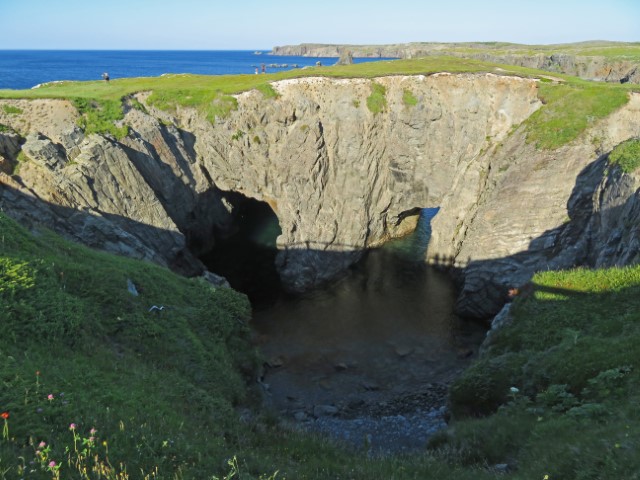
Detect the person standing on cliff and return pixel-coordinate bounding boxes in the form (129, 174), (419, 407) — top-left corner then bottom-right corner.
(261, 63), (266, 74)
(101, 72), (110, 82)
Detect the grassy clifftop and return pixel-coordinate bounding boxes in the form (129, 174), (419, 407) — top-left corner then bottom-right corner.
(0, 56), (637, 149)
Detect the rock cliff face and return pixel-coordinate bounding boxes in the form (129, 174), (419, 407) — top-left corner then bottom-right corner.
(429, 93), (640, 317)
(1, 74), (639, 319)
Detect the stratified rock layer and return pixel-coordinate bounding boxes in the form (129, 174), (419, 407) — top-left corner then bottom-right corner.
(1, 74), (640, 318)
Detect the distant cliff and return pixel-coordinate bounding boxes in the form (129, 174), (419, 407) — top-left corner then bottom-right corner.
(2, 73), (640, 319)
(271, 42), (640, 84)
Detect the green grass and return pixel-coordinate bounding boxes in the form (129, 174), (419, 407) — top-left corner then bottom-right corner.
(0, 212), (257, 479)
(0, 56), (636, 149)
(0, 123), (13, 133)
(445, 265), (640, 479)
(609, 138), (640, 173)
(72, 97), (129, 139)
(367, 82), (387, 114)
(255, 82), (279, 99)
(431, 42), (640, 62)
(402, 88), (418, 107)
(524, 79), (631, 149)
(2, 104), (22, 115)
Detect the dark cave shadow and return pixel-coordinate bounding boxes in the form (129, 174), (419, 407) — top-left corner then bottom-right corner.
(1, 150), (635, 322)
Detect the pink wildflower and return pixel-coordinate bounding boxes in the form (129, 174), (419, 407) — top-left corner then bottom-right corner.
(38, 441), (46, 448)
(47, 394), (54, 401)
(48, 460), (56, 468)
(90, 427), (97, 435)
(69, 423), (76, 430)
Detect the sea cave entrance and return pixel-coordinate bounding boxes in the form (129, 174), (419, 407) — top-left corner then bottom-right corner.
(198, 192), (282, 306)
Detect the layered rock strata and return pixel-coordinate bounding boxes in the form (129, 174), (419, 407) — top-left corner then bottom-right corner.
(1, 74), (639, 318)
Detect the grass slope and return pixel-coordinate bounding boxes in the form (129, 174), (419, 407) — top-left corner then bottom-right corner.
(444, 266), (640, 479)
(0, 213), (257, 478)
(3, 212), (640, 478)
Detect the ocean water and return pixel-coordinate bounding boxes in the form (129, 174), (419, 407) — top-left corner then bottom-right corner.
(0, 50), (395, 90)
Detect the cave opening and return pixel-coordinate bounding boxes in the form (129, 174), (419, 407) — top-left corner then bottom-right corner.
(198, 192), (282, 307)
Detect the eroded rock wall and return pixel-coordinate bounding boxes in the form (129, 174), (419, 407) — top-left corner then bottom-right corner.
(1, 77), (639, 319)
(428, 94), (640, 317)
(168, 74), (540, 291)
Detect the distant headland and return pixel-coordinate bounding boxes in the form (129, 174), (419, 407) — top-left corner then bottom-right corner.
(270, 41), (640, 83)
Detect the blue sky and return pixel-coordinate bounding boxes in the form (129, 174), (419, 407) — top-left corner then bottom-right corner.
(0, 0), (638, 49)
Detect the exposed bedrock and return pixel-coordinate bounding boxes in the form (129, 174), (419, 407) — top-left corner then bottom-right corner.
(176, 74), (542, 292)
(1, 76), (640, 319)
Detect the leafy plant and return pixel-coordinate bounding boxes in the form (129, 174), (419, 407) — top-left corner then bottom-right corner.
(231, 129), (245, 141)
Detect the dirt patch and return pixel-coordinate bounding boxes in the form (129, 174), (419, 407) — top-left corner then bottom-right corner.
(0, 99), (78, 142)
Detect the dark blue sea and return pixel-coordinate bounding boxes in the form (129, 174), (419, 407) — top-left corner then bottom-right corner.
(0, 50), (396, 90)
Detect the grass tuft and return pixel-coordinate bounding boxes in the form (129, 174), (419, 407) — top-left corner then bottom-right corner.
(72, 97), (129, 139)
(403, 88), (418, 106)
(2, 104), (22, 115)
(609, 138), (640, 173)
(446, 264), (640, 478)
(367, 82), (387, 114)
(255, 83), (279, 99)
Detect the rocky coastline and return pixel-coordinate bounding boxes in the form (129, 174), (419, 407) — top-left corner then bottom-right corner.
(1, 73), (640, 321)
(270, 42), (640, 84)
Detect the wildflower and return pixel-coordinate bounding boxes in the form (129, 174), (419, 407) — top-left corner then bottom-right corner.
(69, 423), (76, 430)
(48, 460), (56, 468)
(38, 441), (46, 448)
(36, 370), (40, 376)
(508, 287), (519, 298)
(89, 436), (95, 443)
(90, 427), (97, 435)
(47, 394), (54, 401)
(1, 411), (8, 440)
